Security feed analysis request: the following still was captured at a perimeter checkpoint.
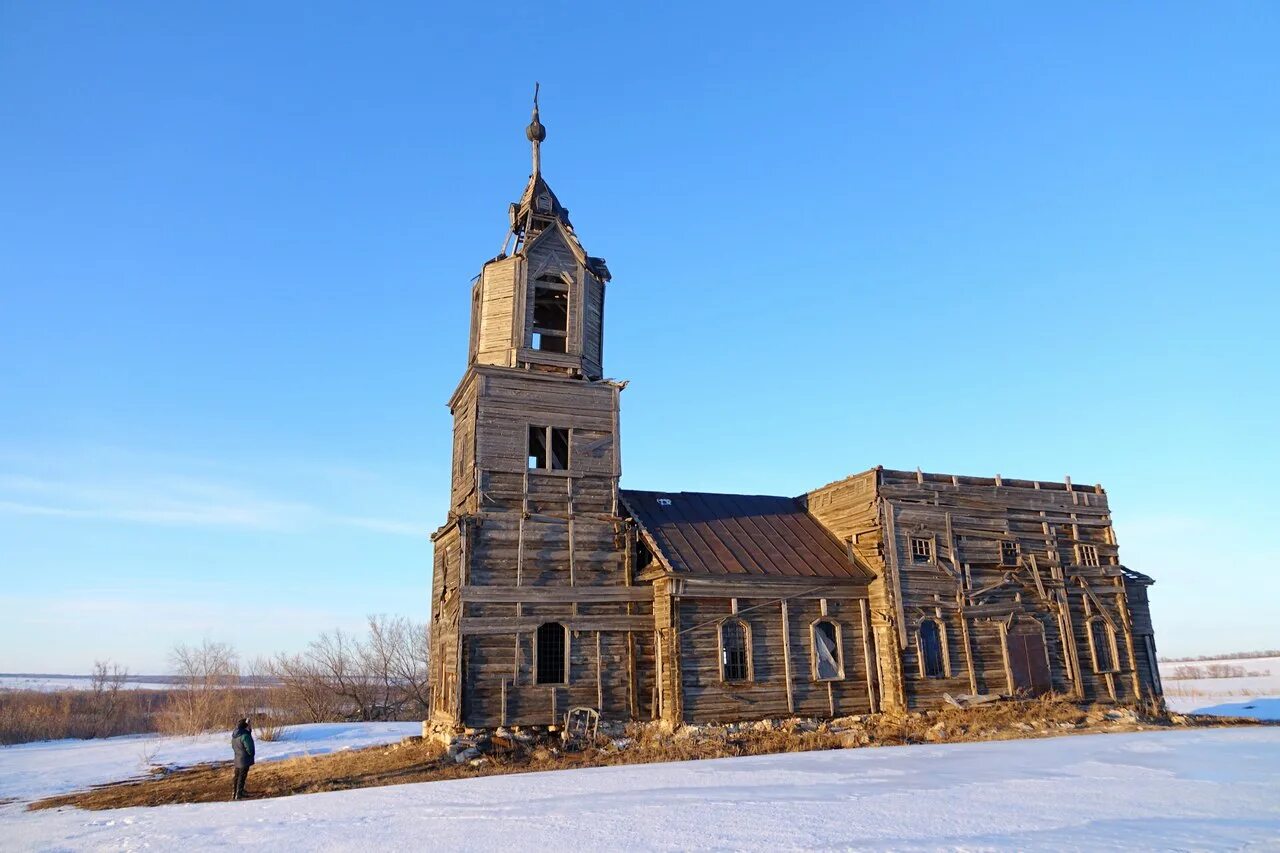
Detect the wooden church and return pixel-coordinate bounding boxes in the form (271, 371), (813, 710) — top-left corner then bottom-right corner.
(429, 98), (1163, 729)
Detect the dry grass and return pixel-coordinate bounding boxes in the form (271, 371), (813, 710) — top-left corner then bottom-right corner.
(29, 697), (1265, 813)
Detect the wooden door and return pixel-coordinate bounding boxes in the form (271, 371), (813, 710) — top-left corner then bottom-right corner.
(1006, 620), (1051, 696)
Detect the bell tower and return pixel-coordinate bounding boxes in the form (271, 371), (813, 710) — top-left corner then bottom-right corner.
(429, 90), (649, 730)
(469, 85), (611, 382)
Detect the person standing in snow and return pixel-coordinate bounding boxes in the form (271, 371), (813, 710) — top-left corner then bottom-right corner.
(231, 717), (255, 800)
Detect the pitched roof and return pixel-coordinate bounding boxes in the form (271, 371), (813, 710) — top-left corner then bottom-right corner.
(620, 490), (872, 581)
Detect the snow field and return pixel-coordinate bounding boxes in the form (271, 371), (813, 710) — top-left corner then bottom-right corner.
(2, 727), (1277, 851)
(0, 722), (421, 804)
(1159, 655), (1280, 720)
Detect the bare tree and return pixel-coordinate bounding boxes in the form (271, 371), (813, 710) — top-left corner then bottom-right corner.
(166, 640), (239, 734)
(387, 617), (431, 716)
(87, 660), (129, 738)
(309, 629), (378, 721)
(270, 652), (340, 723)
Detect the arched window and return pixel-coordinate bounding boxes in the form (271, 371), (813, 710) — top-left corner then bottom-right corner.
(719, 619), (750, 682)
(919, 618), (947, 679)
(811, 619), (844, 681)
(535, 622), (568, 685)
(1088, 617), (1117, 673)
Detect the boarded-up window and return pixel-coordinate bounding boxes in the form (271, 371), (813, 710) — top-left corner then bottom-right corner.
(1000, 540), (1019, 566)
(1077, 543), (1100, 567)
(1088, 617), (1116, 673)
(812, 620), (843, 681)
(532, 275), (569, 353)
(910, 536), (932, 562)
(919, 619), (946, 678)
(535, 622), (567, 684)
(719, 620), (749, 682)
(528, 426), (570, 470)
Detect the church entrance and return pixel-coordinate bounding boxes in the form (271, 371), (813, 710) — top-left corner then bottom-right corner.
(1006, 618), (1051, 696)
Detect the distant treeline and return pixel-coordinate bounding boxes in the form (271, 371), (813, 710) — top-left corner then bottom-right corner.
(1158, 650), (1280, 663)
(0, 614), (428, 746)
(1165, 664), (1271, 680)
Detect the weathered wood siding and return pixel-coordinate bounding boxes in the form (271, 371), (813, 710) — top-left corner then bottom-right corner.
(581, 270), (604, 380)
(807, 468), (1159, 710)
(441, 366), (646, 727)
(804, 470), (903, 710)
(475, 257), (521, 368)
(668, 583), (874, 723)
(429, 525), (463, 723)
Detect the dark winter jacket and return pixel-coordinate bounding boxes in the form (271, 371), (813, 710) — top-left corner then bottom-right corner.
(231, 725), (255, 768)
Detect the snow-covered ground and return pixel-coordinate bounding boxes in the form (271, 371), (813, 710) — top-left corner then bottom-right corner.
(1, 727), (1277, 851)
(0, 674), (176, 692)
(1159, 656), (1280, 720)
(0, 722), (420, 804)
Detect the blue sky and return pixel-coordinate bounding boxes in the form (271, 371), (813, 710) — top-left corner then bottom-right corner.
(1, 3), (1276, 671)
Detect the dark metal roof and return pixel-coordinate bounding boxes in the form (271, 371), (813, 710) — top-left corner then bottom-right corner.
(620, 490), (872, 581)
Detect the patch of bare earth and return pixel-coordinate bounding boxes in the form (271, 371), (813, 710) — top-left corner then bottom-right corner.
(29, 698), (1266, 812)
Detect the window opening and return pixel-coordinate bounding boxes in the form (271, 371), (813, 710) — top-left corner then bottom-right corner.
(720, 620), (749, 682)
(550, 427), (569, 470)
(532, 275), (569, 353)
(1088, 617), (1116, 673)
(919, 619), (946, 678)
(535, 622), (567, 684)
(528, 425), (547, 469)
(910, 536), (932, 562)
(1000, 539), (1019, 566)
(812, 620), (843, 680)
(1077, 543), (1100, 567)
(528, 426), (570, 471)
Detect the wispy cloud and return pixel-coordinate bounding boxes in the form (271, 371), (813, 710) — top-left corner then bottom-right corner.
(0, 470), (423, 537)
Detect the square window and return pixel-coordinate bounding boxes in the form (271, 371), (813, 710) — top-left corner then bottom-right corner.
(910, 536), (932, 562)
(528, 425), (571, 471)
(1077, 543), (1100, 567)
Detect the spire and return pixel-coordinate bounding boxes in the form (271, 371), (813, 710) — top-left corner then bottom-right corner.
(526, 82), (546, 177)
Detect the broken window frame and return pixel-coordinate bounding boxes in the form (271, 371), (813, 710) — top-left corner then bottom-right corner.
(810, 619), (845, 681)
(999, 539), (1019, 566)
(527, 425), (570, 471)
(718, 618), (751, 683)
(909, 536), (933, 563)
(1086, 616), (1118, 674)
(534, 621), (569, 685)
(918, 617), (948, 679)
(531, 273), (570, 354)
(1076, 543), (1101, 567)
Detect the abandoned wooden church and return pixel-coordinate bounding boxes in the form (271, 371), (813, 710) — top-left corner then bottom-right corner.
(429, 100), (1163, 729)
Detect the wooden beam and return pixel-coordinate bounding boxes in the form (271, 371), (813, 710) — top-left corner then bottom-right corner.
(596, 631), (604, 712)
(859, 598), (879, 714)
(460, 585), (652, 603)
(781, 599), (795, 714)
(462, 615), (653, 636)
(882, 501), (908, 649)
